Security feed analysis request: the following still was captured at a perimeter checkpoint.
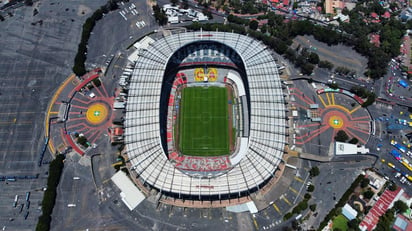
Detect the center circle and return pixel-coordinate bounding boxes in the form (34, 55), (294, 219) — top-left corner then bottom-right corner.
(86, 103), (109, 125)
(329, 115), (344, 129)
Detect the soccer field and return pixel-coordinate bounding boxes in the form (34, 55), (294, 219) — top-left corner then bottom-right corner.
(178, 86), (229, 156)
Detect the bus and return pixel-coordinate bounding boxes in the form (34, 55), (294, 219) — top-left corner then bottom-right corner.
(401, 158), (412, 171)
(391, 140), (407, 153)
(390, 149), (402, 160)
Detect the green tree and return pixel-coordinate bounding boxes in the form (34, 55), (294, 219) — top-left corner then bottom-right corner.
(329, 82), (339, 89)
(308, 52), (320, 64)
(152, 5), (168, 25)
(24, 0), (33, 6)
(301, 63), (314, 75)
(182, 0), (189, 9)
(393, 200), (408, 214)
(360, 178), (370, 188)
(375, 209), (395, 231)
(170, 0), (179, 6)
(284, 212), (293, 220)
(307, 184), (315, 192)
(335, 130), (349, 142)
(249, 20), (259, 31)
(36, 154), (65, 231)
(310, 166), (320, 177)
(304, 193), (312, 200)
(347, 218), (360, 229)
(363, 189), (374, 199)
(388, 183), (397, 191)
(349, 137), (359, 144)
(309, 204), (317, 211)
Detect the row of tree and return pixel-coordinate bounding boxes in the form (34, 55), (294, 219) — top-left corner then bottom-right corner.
(283, 167), (319, 221)
(72, 0), (119, 77)
(36, 154), (65, 231)
(317, 174), (364, 231)
(224, 1), (411, 79)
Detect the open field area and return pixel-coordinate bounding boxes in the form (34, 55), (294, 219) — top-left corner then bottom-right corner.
(179, 86), (229, 156)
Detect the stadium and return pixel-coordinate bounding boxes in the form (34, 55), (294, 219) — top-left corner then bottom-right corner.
(125, 31), (287, 206)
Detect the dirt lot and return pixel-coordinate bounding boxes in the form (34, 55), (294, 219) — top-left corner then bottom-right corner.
(293, 35), (368, 76)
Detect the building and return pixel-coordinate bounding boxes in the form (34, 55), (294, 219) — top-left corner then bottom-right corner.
(393, 214), (412, 231)
(342, 203), (358, 220)
(124, 31), (286, 208)
(324, 0), (355, 15)
(359, 187), (404, 231)
(324, 0), (344, 14)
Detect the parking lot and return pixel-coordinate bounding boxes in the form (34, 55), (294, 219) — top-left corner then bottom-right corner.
(0, 0), (106, 229)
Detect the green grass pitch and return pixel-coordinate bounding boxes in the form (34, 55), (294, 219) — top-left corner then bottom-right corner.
(178, 86), (229, 156)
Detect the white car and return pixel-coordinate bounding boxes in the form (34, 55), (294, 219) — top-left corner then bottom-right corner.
(88, 92), (96, 98)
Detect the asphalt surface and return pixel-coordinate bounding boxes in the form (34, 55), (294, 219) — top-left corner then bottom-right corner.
(50, 1), (255, 231)
(1, 0), (411, 230)
(302, 160), (374, 229)
(0, 0), (106, 229)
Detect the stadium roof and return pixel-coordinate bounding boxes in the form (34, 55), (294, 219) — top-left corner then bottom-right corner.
(124, 31), (286, 200)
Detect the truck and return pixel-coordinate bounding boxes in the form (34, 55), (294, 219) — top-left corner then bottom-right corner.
(25, 192), (30, 201)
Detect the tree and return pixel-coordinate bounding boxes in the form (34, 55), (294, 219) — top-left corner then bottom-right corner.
(375, 209), (395, 231)
(393, 200), (408, 214)
(292, 220), (300, 230)
(249, 20), (259, 30)
(24, 0), (33, 6)
(181, 0), (189, 9)
(309, 166), (320, 177)
(284, 212), (293, 220)
(360, 178), (370, 188)
(309, 204), (317, 211)
(170, 0), (179, 6)
(349, 137), (359, 144)
(342, 7), (350, 15)
(347, 218), (360, 229)
(301, 63), (314, 75)
(308, 52), (320, 64)
(329, 82), (339, 89)
(304, 193), (312, 200)
(388, 183), (397, 191)
(318, 60), (334, 70)
(363, 189), (374, 199)
(335, 130), (349, 142)
(307, 184), (315, 192)
(152, 5), (168, 25)
(36, 154), (65, 231)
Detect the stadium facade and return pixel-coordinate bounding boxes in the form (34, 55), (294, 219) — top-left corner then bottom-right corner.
(125, 31), (287, 205)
